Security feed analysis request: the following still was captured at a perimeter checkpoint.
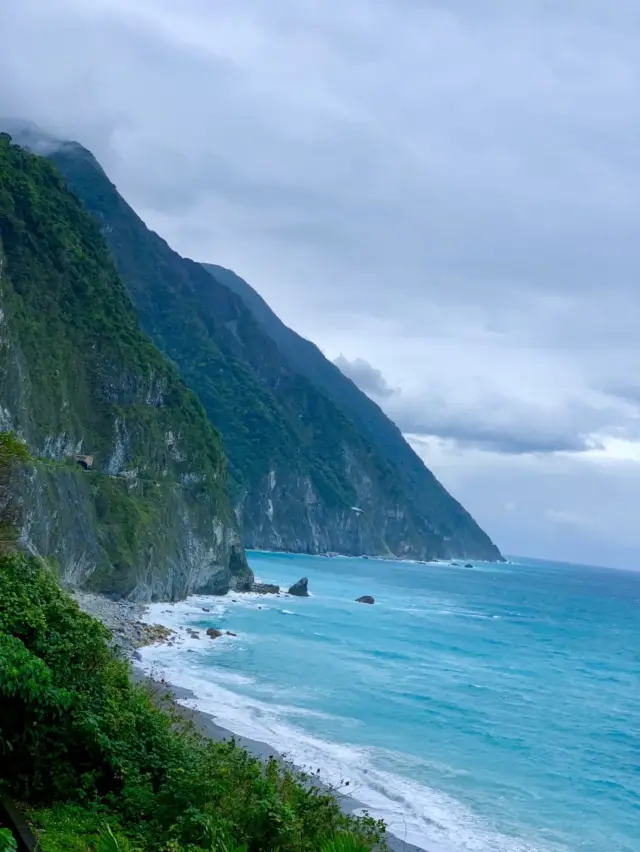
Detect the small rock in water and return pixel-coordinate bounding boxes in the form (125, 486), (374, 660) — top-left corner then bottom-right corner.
(356, 595), (375, 605)
(465, 563), (473, 568)
(225, 631), (237, 637)
(202, 607), (210, 612)
(288, 577), (309, 597)
(206, 627), (223, 639)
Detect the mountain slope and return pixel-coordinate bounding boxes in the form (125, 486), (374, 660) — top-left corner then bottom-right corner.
(204, 265), (503, 561)
(0, 132), (251, 598)
(9, 123), (502, 561)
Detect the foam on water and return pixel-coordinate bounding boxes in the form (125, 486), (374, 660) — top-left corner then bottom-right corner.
(138, 554), (639, 852)
(139, 640), (553, 852)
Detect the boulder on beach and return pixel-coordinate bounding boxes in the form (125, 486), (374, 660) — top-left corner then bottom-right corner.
(206, 627), (223, 639)
(288, 577), (309, 597)
(356, 595), (375, 605)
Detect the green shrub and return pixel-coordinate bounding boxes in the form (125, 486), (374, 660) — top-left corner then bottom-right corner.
(0, 828), (17, 852)
(0, 553), (385, 851)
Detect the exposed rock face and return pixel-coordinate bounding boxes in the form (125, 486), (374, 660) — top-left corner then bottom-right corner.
(252, 582), (280, 594)
(19, 126), (503, 565)
(356, 595), (375, 604)
(0, 134), (253, 602)
(288, 577), (309, 597)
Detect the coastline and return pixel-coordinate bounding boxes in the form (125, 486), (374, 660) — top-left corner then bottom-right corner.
(73, 590), (428, 852)
(131, 667), (427, 852)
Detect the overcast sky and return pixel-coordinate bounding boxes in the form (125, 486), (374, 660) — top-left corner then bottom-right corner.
(2, 0), (640, 569)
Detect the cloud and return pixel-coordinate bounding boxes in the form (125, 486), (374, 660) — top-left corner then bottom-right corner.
(333, 355), (395, 398)
(1, 0), (640, 565)
(408, 435), (640, 570)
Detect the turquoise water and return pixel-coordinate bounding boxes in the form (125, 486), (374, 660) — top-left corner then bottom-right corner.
(141, 553), (639, 852)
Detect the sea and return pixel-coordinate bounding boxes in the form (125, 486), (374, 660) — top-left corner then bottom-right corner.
(139, 551), (639, 852)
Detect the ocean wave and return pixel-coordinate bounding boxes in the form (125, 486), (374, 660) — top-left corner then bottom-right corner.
(137, 641), (563, 852)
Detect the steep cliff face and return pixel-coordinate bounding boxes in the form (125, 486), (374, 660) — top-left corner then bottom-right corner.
(30, 132), (503, 562)
(0, 133), (252, 599)
(205, 264), (505, 562)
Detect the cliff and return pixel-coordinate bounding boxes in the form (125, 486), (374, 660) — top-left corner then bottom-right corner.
(0, 133), (252, 599)
(205, 264), (504, 562)
(37, 134), (502, 562)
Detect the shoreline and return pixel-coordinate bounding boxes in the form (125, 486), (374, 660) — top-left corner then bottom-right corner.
(74, 590), (428, 852)
(131, 666), (427, 852)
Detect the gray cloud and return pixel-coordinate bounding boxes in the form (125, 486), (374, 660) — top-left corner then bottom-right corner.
(333, 355), (395, 398)
(409, 435), (640, 570)
(335, 353), (631, 454)
(1, 0), (639, 564)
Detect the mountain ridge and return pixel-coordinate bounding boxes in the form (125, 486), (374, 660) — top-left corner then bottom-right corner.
(203, 262), (503, 561)
(0, 131), (252, 599)
(3, 118), (502, 563)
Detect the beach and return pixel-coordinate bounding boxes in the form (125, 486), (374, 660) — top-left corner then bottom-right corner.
(74, 590), (425, 852)
(131, 669), (425, 852)
(74, 550), (640, 852)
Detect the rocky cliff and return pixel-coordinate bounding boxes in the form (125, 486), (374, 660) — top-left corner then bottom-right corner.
(35, 132), (503, 563)
(205, 264), (505, 562)
(2, 120), (502, 562)
(0, 133), (252, 599)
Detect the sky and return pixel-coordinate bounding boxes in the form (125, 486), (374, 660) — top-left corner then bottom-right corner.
(1, 0), (640, 569)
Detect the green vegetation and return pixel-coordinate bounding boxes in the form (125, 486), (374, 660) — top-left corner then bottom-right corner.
(0, 551), (385, 851)
(0, 431), (29, 553)
(48, 140), (363, 510)
(0, 133), (251, 596)
(47, 139), (449, 558)
(0, 828), (17, 852)
(205, 264), (503, 561)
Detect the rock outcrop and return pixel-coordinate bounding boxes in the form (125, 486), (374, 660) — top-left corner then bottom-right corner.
(356, 595), (375, 605)
(13, 122), (503, 564)
(206, 627), (223, 639)
(252, 582), (280, 594)
(288, 577), (309, 597)
(0, 133), (253, 601)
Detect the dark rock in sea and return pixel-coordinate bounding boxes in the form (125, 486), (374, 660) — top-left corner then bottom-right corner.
(225, 631), (237, 637)
(288, 577), (309, 597)
(356, 595), (375, 605)
(206, 628), (222, 639)
(252, 582), (281, 594)
(465, 563), (473, 568)
(202, 607), (210, 612)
